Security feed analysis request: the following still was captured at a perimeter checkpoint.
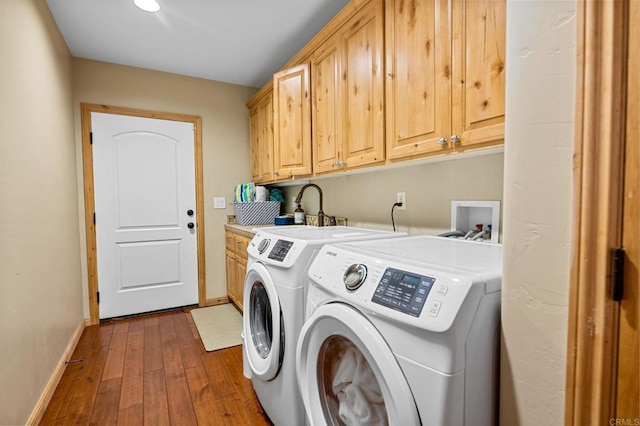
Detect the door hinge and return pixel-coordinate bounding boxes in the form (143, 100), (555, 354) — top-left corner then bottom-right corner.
(90, 132), (93, 145)
(96, 291), (100, 304)
(93, 212), (96, 224)
(612, 247), (625, 301)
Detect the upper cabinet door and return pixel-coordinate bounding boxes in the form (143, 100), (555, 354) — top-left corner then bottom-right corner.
(385, 0), (451, 160)
(257, 93), (275, 183)
(340, 0), (385, 169)
(312, 35), (343, 174)
(273, 63), (312, 178)
(248, 89), (275, 184)
(249, 104), (261, 182)
(451, 0), (506, 149)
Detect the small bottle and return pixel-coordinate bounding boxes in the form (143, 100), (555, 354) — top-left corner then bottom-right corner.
(294, 204), (305, 225)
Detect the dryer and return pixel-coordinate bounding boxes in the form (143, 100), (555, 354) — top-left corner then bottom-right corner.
(296, 235), (502, 425)
(242, 226), (406, 426)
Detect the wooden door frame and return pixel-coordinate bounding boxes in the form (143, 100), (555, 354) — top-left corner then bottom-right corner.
(81, 103), (206, 325)
(565, 1), (628, 424)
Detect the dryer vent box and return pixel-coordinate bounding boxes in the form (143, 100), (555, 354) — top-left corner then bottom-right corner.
(451, 200), (501, 243)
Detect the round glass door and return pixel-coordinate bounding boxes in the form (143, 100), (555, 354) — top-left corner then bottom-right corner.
(243, 262), (283, 380)
(296, 302), (420, 426)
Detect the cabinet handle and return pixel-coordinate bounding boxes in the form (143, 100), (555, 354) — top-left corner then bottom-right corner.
(451, 134), (460, 144)
(438, 137), (448, 146)
(273, 171), (279, 176)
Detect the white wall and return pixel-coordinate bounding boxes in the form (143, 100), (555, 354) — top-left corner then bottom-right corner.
(501, 1), (576, 424)
(280, 152), (505, 236)
(0, 0), (84, 423)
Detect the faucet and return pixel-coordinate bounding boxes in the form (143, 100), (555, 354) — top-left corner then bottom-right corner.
(295, 183), (333, 227)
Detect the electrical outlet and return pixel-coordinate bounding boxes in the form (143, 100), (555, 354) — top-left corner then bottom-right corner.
(396, 192), (406, 210)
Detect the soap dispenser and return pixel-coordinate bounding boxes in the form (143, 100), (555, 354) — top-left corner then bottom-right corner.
(294, 204), (305, 225)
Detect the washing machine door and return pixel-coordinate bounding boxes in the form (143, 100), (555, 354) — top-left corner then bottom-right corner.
(296, 302), (420, 426)
(243, 262), (284, 381)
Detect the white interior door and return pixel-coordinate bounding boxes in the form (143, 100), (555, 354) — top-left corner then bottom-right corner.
(92, 112), (198, 319)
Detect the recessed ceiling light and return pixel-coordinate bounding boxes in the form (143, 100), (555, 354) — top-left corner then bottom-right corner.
(134, 0), (160, 13)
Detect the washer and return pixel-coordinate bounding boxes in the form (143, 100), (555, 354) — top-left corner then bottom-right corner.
(296, 235), (502, 425)
(243, 225), (407, 426)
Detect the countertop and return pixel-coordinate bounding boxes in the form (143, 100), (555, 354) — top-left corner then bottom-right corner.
(224, 223), (272, 238)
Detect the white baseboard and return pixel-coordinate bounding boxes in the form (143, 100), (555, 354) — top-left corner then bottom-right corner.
(26, 318), (86, 425)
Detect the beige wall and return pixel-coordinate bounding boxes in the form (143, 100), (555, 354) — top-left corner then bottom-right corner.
(0, 0), (83, 424)
(72, 59), (257, 315)
(280, 152), (505, 236)
(501, 1), (576, 424)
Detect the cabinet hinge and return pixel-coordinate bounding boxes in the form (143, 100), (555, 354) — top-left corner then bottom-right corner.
(612, 247), (625, 301)
(90, 132), (93, 145)
(96, 291), (100, 304)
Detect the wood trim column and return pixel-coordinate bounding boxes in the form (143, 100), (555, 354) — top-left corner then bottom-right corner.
(565, 1), (628, 424)
(616, 0), (640, 417)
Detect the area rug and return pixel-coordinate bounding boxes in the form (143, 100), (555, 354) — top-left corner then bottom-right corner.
(190, 304), (243, 352)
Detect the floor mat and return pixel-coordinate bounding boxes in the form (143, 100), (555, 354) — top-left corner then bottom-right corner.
(190, 304), (243, 351)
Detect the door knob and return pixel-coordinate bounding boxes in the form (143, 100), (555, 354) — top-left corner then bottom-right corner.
(187, 222), (195, 229)
(187, 209), (194, 216)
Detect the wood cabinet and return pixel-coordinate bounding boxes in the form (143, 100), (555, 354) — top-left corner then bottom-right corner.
(311, 35), (342, 173)
(273, 63), (312, 178)
(312, 0), (385, 174)
(451, 0), (506, 150)
(248, 88), (275, 184)
(225, 230), (250, 310)
(247, 0), (506, 179)
(385, 0), (505, 161)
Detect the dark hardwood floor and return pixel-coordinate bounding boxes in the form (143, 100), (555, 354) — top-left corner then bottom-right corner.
(41, 306), (273, 425)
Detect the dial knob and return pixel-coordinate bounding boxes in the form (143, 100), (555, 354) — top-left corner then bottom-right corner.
(343, 264), (367, 291)
(257, 238), (271, 254)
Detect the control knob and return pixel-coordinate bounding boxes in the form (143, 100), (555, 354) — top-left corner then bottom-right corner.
(257, 238), (271, 254)
(343, 264), (367, 291)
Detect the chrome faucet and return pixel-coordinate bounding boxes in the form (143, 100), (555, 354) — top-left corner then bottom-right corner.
(295, 183), (335, 227)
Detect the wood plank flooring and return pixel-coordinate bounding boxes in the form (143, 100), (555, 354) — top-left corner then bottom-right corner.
(41, 306), (273, 425)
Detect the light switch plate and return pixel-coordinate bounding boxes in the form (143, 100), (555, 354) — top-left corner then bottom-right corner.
(213, 197), (226, 209)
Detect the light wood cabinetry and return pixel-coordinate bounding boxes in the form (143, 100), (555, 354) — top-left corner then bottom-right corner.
(225, 230), (250, 310)
(385, 0), (505, 161)
(311, 35), (342, 173)
(451, 0), (506, 150)
(273, 63), (312, 178)
(248, 88), (275, 184)
(312, 0), (385, 173)
(340, 0), (385, 168)
(247, 0), (506, 179)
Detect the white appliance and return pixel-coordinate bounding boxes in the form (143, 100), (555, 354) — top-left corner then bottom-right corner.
(243, 225), (407, 426)
(296, 235), (502, 425)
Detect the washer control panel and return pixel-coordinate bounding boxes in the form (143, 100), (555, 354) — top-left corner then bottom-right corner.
(267, 239), (294, 262)
(371, 267), (435, 317)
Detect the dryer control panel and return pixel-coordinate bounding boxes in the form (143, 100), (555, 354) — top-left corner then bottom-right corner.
(267, 239), (293, 262)
(372, 268), (435, 317)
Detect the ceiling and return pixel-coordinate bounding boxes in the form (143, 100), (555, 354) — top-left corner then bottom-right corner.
(46, 0), (350, 88)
